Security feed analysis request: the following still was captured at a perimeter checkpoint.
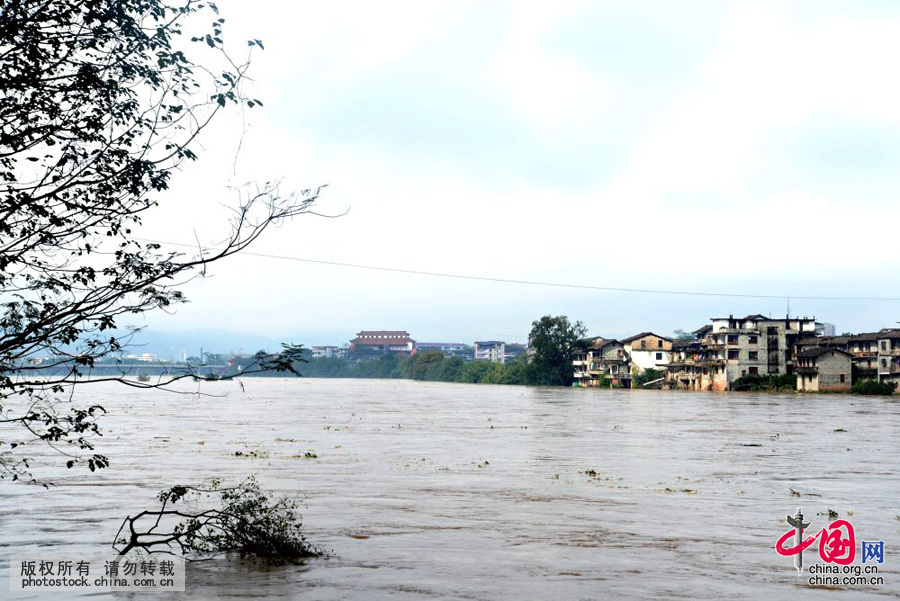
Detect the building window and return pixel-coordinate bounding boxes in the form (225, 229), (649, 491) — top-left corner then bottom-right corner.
(749, 367), (758, 375)
(656, 352), (662, 360)
(749, 351), (758, 360)
(641, 340), (646, 348)
(658, 340), (663, 348)
(728, 350), (739, 360)
(840, 374), (846, 383)
(882, 341), (888, 351)
(749, 336), (758, 344)
(727, 335), (739, 345)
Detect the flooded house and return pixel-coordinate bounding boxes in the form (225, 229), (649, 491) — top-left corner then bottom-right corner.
(573, 338), (632, 388)
(621, 332), (672, 375)
(877, 329), (900, 388)
(666, 314), (817, 391)
(795, 347), (853, 392)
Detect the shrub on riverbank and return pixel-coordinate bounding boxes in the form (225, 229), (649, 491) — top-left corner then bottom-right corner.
(851, 379), (897, 395)
(299, 352), (537, 386)
(730, 373), (795, 392)
(115, 476), (325, 563)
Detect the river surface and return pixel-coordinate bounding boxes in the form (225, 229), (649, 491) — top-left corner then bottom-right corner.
(1, 378), (898, 599)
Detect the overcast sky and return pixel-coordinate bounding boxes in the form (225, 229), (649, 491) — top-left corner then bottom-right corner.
(138, 0), (900, 348)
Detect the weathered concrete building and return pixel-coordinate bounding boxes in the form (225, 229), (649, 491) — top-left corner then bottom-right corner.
(877, 329), (900, 387)
(795, 332), (882, 381)
(708, 314), (817, 385)
(795, 347), (852, 392)
(621, 332), (672, 374)
(667, 337), (723, 390)
(667, 314), (817, 390)
(573, 338), (632, 388)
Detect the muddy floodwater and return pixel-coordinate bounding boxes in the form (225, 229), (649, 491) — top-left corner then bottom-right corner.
(2, 378), (899, 599)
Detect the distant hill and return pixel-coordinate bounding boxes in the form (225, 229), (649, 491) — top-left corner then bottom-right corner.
(114, 328), (351, 361)
(117, 329), (283, 360)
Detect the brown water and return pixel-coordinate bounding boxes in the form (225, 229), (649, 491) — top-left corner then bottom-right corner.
(1, 378), (898, 599)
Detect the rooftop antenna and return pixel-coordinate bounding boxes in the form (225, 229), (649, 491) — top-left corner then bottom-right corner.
(786, 296), (791, 318)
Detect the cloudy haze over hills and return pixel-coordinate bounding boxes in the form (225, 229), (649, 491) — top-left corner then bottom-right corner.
(136, 1), (900, 346)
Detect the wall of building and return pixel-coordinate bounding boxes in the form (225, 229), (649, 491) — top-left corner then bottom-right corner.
(817, 352), (851, 391)
(797, 373), (819, 392)
(630, 350), (671, 372)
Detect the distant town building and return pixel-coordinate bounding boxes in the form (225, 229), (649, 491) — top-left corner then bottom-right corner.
(877, 329), (900, 388)
(349, 331), (415, 359)
(795, 348), (852, 392)
(474, 341), (505, 363)
(415, 342), (474, 360)
(621, 332), (672, 374)
(503, 343), (528, 364)
(816, 322), (836, 337)
(311, 345), (347, 359)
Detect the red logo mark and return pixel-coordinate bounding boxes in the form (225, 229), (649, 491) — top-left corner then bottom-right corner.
(776, 519), (856, 565)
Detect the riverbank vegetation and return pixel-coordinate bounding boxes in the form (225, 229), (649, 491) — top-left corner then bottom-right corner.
(301, 352), (537, 385)
(730, 373), (796, 392)
(115, 476), (324, 563)
(851, 379), (898, 395)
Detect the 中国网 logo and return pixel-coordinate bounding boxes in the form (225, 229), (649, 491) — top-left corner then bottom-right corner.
(775, 507), (885, 586)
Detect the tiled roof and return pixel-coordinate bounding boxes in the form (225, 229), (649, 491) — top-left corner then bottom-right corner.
(795, 336), (851, 347)
(590, 338), (621, 350)
(672, 339), (699, 349)
(621, 332), (672, 344)
(848, 332), (881, 342)
(351, 337), (413, 345)
(356, 330), (410, 336)
(797, 347), (851, 358)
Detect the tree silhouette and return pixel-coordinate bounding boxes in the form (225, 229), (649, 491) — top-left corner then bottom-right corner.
(527, 315), (587, 386)
(0, 0), (318, 482)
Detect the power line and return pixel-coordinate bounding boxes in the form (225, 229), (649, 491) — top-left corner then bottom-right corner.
(137, 238), (900, 302)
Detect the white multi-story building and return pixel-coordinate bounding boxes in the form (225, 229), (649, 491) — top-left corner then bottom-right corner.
(311, 345), (347, 359)
(816, 322), (836, 337)
(415, 342), (473, 359)
(474, 341), (505, 363)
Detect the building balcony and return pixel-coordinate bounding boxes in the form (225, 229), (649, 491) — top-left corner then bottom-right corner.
(795, 366), (817, 375)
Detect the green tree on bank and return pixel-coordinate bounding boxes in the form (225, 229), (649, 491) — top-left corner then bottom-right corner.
(527, 315), (588, 386)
